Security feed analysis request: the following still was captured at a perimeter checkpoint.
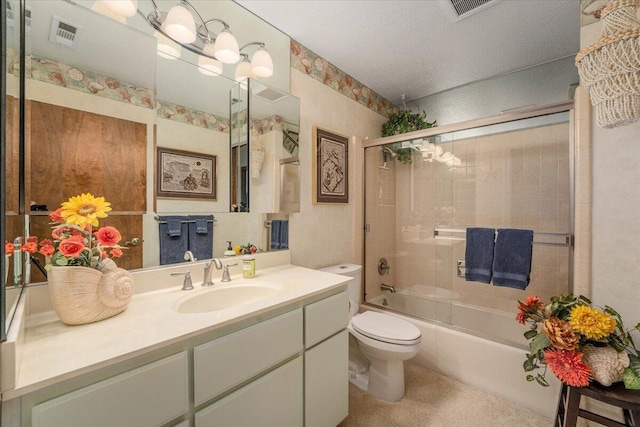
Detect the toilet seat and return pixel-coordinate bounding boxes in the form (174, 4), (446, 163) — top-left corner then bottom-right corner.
(350, 311), (421, 345)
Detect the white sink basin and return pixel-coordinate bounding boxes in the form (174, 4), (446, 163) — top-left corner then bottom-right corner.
(173, 281), (284, 314)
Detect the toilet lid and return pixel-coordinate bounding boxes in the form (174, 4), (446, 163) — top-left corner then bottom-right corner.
(351, 311), (421, 345)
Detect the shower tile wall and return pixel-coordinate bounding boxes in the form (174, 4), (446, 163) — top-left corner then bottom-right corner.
(389, 122), (570, 316)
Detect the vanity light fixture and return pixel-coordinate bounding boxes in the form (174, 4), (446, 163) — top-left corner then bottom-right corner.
(235, 54), (254, 83)
(100, 0), (274, 78)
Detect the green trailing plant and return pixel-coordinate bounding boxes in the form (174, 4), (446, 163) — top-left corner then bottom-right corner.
(381, 110), (437, 164)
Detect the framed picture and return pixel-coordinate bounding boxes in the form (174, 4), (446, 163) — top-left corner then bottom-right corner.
(313, 126), (349, 204)
(157, 147), (216, 199)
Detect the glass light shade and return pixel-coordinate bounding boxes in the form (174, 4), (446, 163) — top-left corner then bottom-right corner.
(154, 30), (181, 59)
(198, 44), (223, 76)
(101, 0), (138, 17)
(235, 59), (254, 83)
(251, 48), (273, 77)
(92, 1), (126, 23)
(164, 4), (196, 44)
(213, 30), (240, 64)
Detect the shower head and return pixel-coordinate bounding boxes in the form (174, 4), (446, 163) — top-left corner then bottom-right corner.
(382, 146), (398, 159)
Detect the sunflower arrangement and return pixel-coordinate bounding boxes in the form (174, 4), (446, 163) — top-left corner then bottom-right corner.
(5, 193), (126, 272)
(517, 294), (640, 389)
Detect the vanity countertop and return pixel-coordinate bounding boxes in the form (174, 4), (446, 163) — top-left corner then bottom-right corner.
(4, 264), (349, 400)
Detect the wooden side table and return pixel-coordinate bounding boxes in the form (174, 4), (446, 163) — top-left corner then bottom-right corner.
(555, 382), (640, 427)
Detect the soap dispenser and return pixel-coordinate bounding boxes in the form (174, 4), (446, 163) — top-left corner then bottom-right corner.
(224, 241), (236, 257)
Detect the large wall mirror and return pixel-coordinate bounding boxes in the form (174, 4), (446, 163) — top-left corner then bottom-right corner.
(1, 0), (294, 338)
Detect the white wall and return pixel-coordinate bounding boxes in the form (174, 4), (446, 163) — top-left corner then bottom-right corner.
(407, 56), (578, 126)
(289, 69), (387, 269)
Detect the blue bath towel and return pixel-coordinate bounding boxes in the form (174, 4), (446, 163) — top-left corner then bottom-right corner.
(188, 215), (214, 261)
(464, 227), (496, 284)
(492, 229), (534, 290)
(280, 220), (289, 250)
(270, 220), (289, 250)
(158, 215), (189, 265)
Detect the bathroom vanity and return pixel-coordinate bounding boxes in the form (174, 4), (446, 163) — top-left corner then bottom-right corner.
(0, 253), (349, 427)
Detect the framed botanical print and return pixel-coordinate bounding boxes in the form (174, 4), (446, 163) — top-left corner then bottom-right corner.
(313, 126), (349, 204)
(156, 147), (216, 200)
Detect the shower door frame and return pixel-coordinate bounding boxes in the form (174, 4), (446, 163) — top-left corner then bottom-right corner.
(361, 100), (575, 342)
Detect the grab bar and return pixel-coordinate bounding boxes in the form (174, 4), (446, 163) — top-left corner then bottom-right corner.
(433, 228), (571, 247)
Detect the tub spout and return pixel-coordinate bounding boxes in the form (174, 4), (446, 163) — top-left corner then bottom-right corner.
(381, 283), (396, 293)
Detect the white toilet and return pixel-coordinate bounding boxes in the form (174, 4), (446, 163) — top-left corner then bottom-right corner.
(320, 264), (422, 402)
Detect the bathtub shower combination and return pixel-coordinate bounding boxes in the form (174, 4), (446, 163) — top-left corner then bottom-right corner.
(363, 109), (573, 349)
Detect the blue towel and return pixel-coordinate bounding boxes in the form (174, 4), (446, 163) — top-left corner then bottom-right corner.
(158, 215), (188, 265)
(464, 227), (495, 284)
(280, 220), (289, 250)
(271, 220), (282, 250)
(188, 215), (214, 261)
(492, 229), (534, 290)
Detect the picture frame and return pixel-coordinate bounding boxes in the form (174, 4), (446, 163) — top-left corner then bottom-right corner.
(156, 147), (216, 200)
(313, 126), (349, 204)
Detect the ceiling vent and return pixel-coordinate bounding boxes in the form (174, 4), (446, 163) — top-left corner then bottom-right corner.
(445, 0), (497, 21)
(255, 87), (287, 103)
(48, 16), (84, 49)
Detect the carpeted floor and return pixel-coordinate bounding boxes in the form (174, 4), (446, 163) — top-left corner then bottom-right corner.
(339, 362), (552, 427)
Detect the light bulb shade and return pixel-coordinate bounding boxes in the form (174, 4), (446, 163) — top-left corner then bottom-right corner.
(199, 44), (223, 76)
(213, 30), (240, 64)
(100, 0), (138, 17)
(164, 4), (196, 44)
(251, 48), (273, 77)
(235, 59), (254, 82)
(154, 31), (181, 59)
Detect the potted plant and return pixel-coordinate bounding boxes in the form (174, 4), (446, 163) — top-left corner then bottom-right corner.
(381, 110), (437, 164)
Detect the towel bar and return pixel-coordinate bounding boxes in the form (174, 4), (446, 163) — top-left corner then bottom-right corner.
(433, 228), (571, 247)
(154, 216), (216, 224)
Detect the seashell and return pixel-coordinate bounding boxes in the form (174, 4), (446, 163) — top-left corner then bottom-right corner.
(87, 81), (105, 94)
(105, 77), (120, 89)
(176, 105), (186, 114)
(582, 344), (630, 386)
(67, 68), (84, 81)
(314, 57), (324, 71)
(49, 72), (65, 86)
(301, 58), (313, 74)
(291, 41), (301, 56)
(48, 266), (134, 326)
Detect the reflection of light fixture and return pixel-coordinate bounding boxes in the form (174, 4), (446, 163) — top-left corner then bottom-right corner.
(155, 25), (182, 59)
(101, 0), (138, 17)
(198, 43), (223, 75)
(102, 0), (274, 77)
(419, 143), (460, 168)
(235, 54), (254, 85)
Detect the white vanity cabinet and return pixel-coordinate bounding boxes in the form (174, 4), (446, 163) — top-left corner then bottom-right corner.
(304, 291), (349, 427)
(31, 352), (189, 427)
(4, 287), (349, 427)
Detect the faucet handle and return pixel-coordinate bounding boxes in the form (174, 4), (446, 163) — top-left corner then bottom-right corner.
(171, 271), (193, 291)
(221, 263), (238, 282)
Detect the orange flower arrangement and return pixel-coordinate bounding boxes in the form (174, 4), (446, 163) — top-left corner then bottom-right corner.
(4, 194), (125, 272)
(517, 294), (640, 389)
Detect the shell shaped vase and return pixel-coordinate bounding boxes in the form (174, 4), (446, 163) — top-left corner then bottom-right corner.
(48, 265), (134, 325)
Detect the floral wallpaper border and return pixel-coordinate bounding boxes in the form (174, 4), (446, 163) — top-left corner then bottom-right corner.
(290, 40), (398, 118)
(8, 52), (230, 132)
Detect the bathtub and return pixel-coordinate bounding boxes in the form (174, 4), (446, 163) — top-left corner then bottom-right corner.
(363, 290), (562, 418)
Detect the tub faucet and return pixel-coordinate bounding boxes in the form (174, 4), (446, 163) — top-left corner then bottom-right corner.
(381, 283), (396, 293)
(203, 258), (223, 286)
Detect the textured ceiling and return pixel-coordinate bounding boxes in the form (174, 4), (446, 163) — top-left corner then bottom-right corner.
(235, 0), (580, 105)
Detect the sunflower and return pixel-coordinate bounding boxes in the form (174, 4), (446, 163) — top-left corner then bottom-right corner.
(568, 305), (617, 340)
(60, 193), (112, 228)
(544, 348), (591, 387)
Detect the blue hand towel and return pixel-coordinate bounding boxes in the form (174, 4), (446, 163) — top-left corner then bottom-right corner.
(492, 229), (534, 290)
(158, 215), (188, 265)
(188, 215), (214, 261)
(271, 220), (282, 250)
(279, 220), (289, 250)
(464, 227), (496, 284)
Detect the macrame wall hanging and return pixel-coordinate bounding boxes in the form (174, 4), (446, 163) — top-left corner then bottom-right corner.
(575, 0), (640, 129)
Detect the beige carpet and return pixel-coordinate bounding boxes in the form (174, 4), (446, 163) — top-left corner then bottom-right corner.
(339, 362), (552, 427)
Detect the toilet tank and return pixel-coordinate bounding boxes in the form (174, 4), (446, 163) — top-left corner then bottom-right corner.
(319, 264), (362, 318)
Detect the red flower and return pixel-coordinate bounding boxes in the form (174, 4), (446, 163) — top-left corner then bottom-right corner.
(544, 348), (591, 387)
(5, 242), (14, 255)
(52, 227), (66, 240)
(26, 235), (38, 243)
(21, 242), (38, 254)
(58, 236), (86, 257)
(516, 311), (526, 325)
(40, 239), (53, 247)
(516, 295), (544, 324)
(95, 226), (121, 246)
(110, 248), (123, 258)
(49, 208), (64, 222)
(39, 244), (55, 257)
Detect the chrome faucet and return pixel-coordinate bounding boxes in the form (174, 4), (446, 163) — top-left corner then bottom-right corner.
(183, 250), (197, 262)
(202, 258), (223, 286)
(171, 271), (193, 291)
(381, 283), (396, 293)
(221, 263), (238, 282)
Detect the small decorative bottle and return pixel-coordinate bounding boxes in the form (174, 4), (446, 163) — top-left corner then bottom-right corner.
(242, 255), (256, 278)
(224, 241), (236, 257)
